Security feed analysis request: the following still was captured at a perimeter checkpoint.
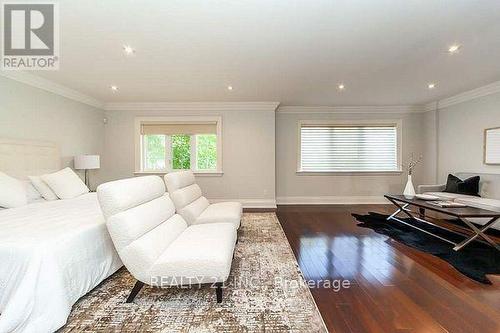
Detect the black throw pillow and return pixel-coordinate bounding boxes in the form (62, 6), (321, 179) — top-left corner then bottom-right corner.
(444, 174), (480, 197)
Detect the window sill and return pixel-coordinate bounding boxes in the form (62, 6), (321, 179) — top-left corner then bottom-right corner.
(296, 170), (403, 176)
(134, 170), (224, 177)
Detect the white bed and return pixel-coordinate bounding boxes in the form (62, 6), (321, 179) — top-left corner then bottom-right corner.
(0, 139), (122, 333)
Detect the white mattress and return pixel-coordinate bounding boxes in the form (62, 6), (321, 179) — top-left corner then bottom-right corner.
(0, 193), (122, 333)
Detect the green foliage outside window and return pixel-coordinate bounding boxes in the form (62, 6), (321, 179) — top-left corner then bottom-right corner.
(197, 134), (217, 170)
(144, 133), (217, 171)
(172, 134), (191, 169)
(145, 135), (165, 170)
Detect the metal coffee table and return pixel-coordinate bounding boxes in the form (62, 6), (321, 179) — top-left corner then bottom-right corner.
(385, 194), (500, 251)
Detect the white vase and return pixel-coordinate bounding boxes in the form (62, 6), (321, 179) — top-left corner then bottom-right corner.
(403, 174), (416, 199)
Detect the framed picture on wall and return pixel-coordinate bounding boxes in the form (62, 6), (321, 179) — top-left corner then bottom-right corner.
(484, 127), (500, 165)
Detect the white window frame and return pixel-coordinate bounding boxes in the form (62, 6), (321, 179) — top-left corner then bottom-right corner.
(134, 116), (223, 176)
(297, 119), (403, 175)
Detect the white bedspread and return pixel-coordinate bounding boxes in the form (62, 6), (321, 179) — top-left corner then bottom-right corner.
(0, 193), (122, 333)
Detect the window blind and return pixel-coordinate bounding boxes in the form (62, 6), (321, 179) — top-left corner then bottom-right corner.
(300, 125), (398, 172)
(485, 128), (500, 164)
(141, 122), (217, 135)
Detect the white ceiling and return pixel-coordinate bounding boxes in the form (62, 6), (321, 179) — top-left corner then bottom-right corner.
(29, 0), (500, 105)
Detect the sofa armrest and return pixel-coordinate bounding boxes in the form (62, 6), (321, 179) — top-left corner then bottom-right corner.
(418, 184), (446, 194)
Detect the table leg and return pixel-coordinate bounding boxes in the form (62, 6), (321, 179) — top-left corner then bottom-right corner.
(387, 203), (409, 220)
(386, 199), (457, 245)
(453, 217), (500, 251)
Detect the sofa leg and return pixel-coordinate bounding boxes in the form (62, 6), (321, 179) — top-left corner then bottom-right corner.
(215, 282), (223, 303)
(419, 207), (425, 218)
(126, 281), (144, 303)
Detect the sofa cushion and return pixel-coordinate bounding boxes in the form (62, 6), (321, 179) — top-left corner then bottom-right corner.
(164, 170), (196, 192)
(120, 213), (187, 283)
(196, 202), (242, 228)
(178, 196), (210, 225)
(170, 184), (203, 209)
(455, 197), (500, 213)
(106, 194), (177, 251)
(150, 223), (237, 286)
(97, 176), (165, 218)
(164, 170), (241, 230)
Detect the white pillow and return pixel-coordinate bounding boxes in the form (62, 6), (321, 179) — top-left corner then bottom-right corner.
(41, 167), (89, 199)
(0, 172), (27, 208)
(29, 175), (59, 201)
(23, 181), (43, 203)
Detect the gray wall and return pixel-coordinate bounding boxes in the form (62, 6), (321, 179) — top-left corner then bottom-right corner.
(102, 109), (276, 207)
(275, 110), (426, 203)
(437, 91), (500, 182)
(421, 109), (438, 184)
(0, 76), (105, 188)
(5, 72), (499, 205)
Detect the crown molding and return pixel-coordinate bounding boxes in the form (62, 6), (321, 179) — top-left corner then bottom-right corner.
(104, 101), (280, 112)
(276, 105), (425, 114)
(424, 101), (438, 112)
(0, 71), (104, 109)
(438, 80), (500, 109)
(2, 70), (498, 113)
(425, 80), (500, 111)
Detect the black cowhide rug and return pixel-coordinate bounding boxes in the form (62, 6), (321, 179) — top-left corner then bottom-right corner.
(352, 212), (500, 284)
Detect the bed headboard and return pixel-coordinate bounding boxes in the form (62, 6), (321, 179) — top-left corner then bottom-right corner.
(0, 138), (60, 179)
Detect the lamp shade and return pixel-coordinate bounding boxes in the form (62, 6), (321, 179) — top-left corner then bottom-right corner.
(74, 155), (100, 170)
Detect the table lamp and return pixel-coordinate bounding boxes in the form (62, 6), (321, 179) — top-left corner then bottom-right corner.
(74, 155), (100, 188)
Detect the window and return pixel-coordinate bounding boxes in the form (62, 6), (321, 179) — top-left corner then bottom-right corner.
(136, 117), (222, 173)
(143, 134), (166, 170)
(299, 123), (400, 172)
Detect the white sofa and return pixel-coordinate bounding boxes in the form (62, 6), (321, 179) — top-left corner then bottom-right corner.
(419, 172), (500, 230)
(96, 176), (237, 303)
(164, 170), (242, 229)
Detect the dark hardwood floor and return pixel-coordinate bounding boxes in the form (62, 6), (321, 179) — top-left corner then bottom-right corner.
(276, 205), (500, 333)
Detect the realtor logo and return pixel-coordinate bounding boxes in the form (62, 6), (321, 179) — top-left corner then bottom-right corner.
(1, 2), (59, 70)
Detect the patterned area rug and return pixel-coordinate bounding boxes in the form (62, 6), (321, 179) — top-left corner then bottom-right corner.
(60, 213), (327, 332)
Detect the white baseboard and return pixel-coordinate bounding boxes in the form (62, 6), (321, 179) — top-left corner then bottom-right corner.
(207, 196), (390, 207)
(208, 198), (277, 209)
(276, 196), (390, 205)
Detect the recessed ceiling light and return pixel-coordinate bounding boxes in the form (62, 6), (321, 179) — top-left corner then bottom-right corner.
(448, 44), (461, 54)
(227, 85), (233, 91)
(338, 83), (345, 91)
(110, 85), (118, 92)
(123, 45), (135, 55)
(428, 83), (436, 89)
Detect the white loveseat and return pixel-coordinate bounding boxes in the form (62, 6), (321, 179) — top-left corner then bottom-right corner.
(96, 175), (237, 303)
(418, 172), (500, 230)
(164, 170), (242, 229)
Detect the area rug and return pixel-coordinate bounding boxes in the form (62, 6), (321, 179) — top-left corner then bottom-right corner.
(60, 213), (327, 332)
(352, 212), (500, 284)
